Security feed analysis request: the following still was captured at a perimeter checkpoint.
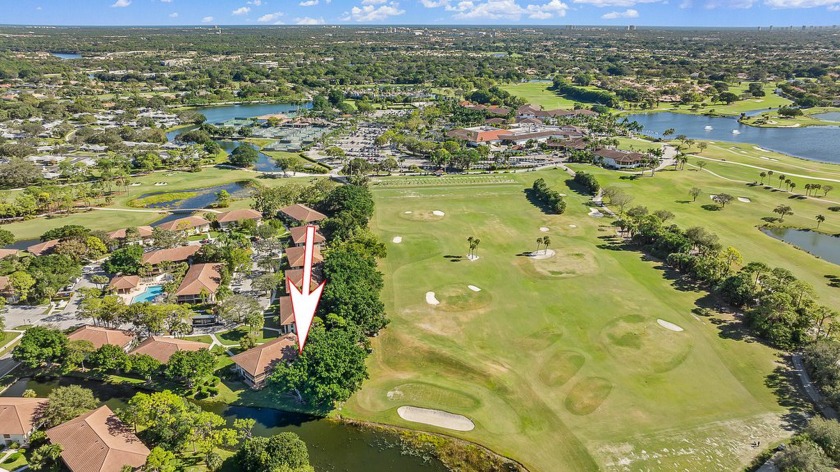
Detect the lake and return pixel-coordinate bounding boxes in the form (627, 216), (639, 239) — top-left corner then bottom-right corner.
(627, 112), (840, 164)
(138, 181), (252, 226)
(2, 377), (447, 472)
(50, 52), (81, 60)
(760, 227), (840, 266)
(186, 102), (311, 127)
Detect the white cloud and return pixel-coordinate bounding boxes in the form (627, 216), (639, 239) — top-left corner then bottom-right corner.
(111, 0), (131, 7)
(160, 0), (173, 3)
(452, 0), (526, 18)
(420, 0), (450, 5)
(36, 6), (42, 10)
(232, 6), (251, 15)
(169, 12), (179, 17)
(258, 11), (285, 22)
(764, 0), (839, 7)
(704, 0), (752, 8)
(526, 0), (568, 18)
(296, 16), (326, 23)
(342, 2), (406, 21)
(248, 0), (264, 4)
(362, 0), (388, 3)
(202, 16), (214, 22)
(601, 7), (639, 16)
(572, 0), (657, 6)
(300, 0), (319, 5)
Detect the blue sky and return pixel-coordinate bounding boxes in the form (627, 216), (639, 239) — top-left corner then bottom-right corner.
(2, 0), (839, 27)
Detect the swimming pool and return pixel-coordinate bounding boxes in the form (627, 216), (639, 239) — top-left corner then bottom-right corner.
(132, 285), (164, 304)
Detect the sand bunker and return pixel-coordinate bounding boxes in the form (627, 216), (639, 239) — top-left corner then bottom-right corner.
(397, 406), (475, 432)
(657, 319), (684, 332)
(588, 208), (604, 218)
(709, 194), (717, 200)
(569, 224), (577, 228)
(392, 236), (403, 243)
(540, 227), (550, 232)
(467, 285), (481, 292)
(530, 249), (556, 260)
(737, 197), (751, 203)
(425, 292), (440, 305)
(432, 210), (445, 216)
(404, 211), (413, 214)
(466, 254), (480, 261)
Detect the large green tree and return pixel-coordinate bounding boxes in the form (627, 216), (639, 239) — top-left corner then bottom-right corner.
(13, 326), (68, 368)
(41, 385), (99, 428)
(234, 433), (314, 472)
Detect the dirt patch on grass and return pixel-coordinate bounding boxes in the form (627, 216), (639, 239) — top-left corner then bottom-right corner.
(601, 315), (693, 374)
(431, 284), (493, 312)
(565, 377), (613, 415)
(401, 210), (446, 222)
(538, 350), (585, 387)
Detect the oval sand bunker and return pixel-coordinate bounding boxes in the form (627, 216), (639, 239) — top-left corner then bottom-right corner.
(530, 249), (556, 260)
(392, 236), (402, 243)
(425, 292), (440, 305)
(657, 319), (684, 332)
(467, 285), (481, 292)
(432, 210), (445, 216)
(397, 406), (475, 432)
(540, 227), (550, 232)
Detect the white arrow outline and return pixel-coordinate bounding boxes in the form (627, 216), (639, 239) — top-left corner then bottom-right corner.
(288, 225), (326, 353)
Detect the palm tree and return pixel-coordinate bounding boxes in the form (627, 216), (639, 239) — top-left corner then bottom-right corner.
(773, 204), (793, 222)
(804, 183), (812, 196)
(816, 214), (825, 229)
(469, 238), (481, 259)
(789, 182), (797, 193)
(535, 237), (543, 254)
(696, 161), (707, 171)
(467, 236), (475, 258)
(778, 174), (786, 188)
(759, 172), (767, 184)
(542, 236), (551, 255)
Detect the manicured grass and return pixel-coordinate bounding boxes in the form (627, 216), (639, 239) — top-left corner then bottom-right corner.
(631, 84), (792, 117)
(342, 171), (809, 471)
(499, 82), (577, 109)
(3, 451), (27, 470)
(740, 107), (840, 128)
(216, 328), (278, 346)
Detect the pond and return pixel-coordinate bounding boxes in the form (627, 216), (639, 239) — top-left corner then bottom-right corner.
(217, 140), (284, 173)
(138, 181), (251, 227)
(813, 112), (840, 123)
(2, 377), (447, 472)
(50, 52), (81, 60)
(626, 112), (840, 164)
(760, 227), (840, 266)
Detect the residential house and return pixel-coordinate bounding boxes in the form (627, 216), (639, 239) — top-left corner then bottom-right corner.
(285, 246), (323, 269)
(0, 397), (46, 446)
(277, 296), (296, 335)
(278, 204), (327, 225)
(67, 326), (135, 351)
(0, 249), (20, 260)
(288, 226), (325, 247)
(284, 269), (320, 293)
(107, 275), (140, 294)
(140, 245), (201, 266)
(174, 263), (222, 304)
(26, 239), (59, 256)
(106, 226), (154, 245)
(0, 276), (19, 303)
(230, 334), (298, 389)
(216, 209), (263, 230)
(155, 215), (210, 234)
(46, 405), (150, 472)
(130, 336), (210, 363)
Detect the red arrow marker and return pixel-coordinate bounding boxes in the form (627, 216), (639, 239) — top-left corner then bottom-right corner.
(288, 225), (326, 353)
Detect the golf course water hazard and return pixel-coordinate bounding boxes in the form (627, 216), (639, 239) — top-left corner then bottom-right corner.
(760, 227), (840, 266)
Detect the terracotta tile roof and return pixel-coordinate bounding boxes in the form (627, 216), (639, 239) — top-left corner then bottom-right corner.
(156, 215), (210, 232)
(595, 148), (646, 163)
(285, 246), (322, 268)
(175, 263), (222, 297)
(107, 275), (140, 291)
(106, 226), (153, 240)
(130, 336), (210, 363)
(288, 226), (325, 245)
(0, 397), (46, 435)
(278, 204), (327, 223)
(0, 276), (8, 292)
(278, 296), (295, 326)
(217, 209), (262, 224)
(284, 269), (319, 291)
(68, 326), (135, 350)
(27, 239), (59, 256)
(141, 245), (200, 265)
(46, 405), (150, 472)
(0, 249), (20, 260)
(230, 334), (298, 378)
